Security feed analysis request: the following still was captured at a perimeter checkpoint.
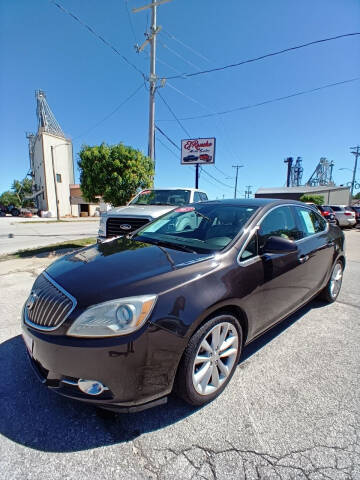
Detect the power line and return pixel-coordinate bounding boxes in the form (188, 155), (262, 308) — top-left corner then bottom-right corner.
(159, 77), (360, 121)
(155, 125), (180, 150)
(50, 1), (145, 78)
(165, 81), (240, 168)
(213, 165), (233, 178)
(163, 32), (360, 80)
(200, 167), (234, 189)
(73, 83), (144, 140)
(124, 0), (138, 45)
(161, 29), (212, 65)
(157, 90), (192, 137)
(159, 40), (202, 72)
(156, 136), (180, 159)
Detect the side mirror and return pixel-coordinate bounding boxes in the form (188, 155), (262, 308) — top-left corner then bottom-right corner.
(263, 236), (298, 254)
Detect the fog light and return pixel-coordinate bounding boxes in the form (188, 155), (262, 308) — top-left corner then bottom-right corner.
(78, 379), (108, 395)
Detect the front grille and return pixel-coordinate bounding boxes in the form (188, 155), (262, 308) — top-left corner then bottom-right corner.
(106, 217), (150, 237)
(25, 273), (76, 331)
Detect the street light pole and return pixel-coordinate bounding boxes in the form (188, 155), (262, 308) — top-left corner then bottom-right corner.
(51, 146), (60, 221)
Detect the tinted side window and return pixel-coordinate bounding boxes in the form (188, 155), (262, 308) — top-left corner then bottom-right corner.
(240, 234), (258, 261)
(258, 206), (303, 249)
(295, 207), (327, 236)
(193, 192), (201, 202)
(200, 192), (208, 201)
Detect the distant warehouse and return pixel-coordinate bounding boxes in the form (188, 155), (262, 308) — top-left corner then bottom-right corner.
(255, 185), (350, 205)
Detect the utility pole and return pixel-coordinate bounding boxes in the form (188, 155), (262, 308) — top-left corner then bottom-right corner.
(284, 157), (293, 187)
(232, 165), (244, 199)
(245, 185), (253, 199)
(350, 146), (360, 201)
(133, 1), (173, 170)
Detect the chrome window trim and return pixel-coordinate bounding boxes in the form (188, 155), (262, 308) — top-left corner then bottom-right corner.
(236, 203), (329, 266)
(24, 272), (77, 332)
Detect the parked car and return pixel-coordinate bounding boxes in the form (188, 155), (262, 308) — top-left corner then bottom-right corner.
(303, 203), (336, 223)
(22, 199), (345, 412)
(0, 203), (20, 217)
(329, 205), (356, 228)
(345, 205), (360, 224)
(98, 188), (209, 240)
(316, 205), (336, 224)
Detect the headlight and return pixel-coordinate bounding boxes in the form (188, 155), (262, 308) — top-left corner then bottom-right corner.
(67, 295), (157, 337)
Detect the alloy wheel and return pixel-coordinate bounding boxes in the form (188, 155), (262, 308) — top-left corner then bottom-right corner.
(192, 322), (239, 396)
(330, 262), (343, 299)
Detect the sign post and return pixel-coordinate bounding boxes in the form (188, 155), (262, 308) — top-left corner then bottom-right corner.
(181, 138), (216, 189)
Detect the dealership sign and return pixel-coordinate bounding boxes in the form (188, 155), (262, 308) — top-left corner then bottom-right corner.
(181, 138), (216, 165)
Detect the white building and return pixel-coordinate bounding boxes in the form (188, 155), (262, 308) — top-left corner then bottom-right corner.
(27, 90), (75, 217)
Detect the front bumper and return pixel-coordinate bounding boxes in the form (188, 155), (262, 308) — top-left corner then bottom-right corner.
(22, 318), (186, 412)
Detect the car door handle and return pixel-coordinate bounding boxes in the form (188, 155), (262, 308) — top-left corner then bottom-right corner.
(299, 254), (309, 264)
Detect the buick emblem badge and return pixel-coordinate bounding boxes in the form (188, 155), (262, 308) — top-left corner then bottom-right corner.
(26, 292), (37, 310)
(120, 224), (132, 231)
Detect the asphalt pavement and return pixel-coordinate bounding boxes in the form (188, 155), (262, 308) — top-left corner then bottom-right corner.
(0, 230), (359, 479)
(0, 216), (99, 255)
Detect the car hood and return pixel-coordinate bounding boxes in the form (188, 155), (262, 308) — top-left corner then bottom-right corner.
(45, 237), (214, 307)
(106, 204), (176, 219)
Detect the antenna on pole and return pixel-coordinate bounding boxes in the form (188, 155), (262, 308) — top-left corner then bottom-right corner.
(133, 0), (173, 173)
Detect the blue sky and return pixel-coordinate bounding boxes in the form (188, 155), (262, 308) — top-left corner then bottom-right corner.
(1, 0), (359, 199)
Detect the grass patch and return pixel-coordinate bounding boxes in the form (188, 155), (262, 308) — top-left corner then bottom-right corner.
(0, 237), (96, 262)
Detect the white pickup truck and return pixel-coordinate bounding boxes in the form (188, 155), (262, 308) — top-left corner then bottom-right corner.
(98, 187), (209, 240)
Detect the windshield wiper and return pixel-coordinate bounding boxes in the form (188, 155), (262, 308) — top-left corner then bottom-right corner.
(137, 236), (197, 253)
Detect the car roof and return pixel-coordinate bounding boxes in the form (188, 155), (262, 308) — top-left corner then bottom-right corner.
(142, 187), (206, 193)
(192, 198), (304, 207)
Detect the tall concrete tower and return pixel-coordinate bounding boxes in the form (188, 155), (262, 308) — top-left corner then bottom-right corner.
(26, 90), (74, 216)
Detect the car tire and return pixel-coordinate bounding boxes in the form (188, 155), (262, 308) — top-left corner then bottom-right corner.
(0, 211), (5, 217)
(175, 314), (243, 406)
(11, 208), (20, 216)
(319, 260), (343, 303)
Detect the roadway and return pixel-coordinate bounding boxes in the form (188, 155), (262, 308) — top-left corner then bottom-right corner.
(0, 217), (99, 255)
(0, 229), (359, 479)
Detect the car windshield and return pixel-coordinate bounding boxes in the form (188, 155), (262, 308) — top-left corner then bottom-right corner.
(133, 204), (258, 253)
(129, 189), (191, 206)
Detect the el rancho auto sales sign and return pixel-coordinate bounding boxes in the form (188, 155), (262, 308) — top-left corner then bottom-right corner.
(181, 138), (216, 165)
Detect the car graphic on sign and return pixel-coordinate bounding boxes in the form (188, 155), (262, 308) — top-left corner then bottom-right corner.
(199, 154), (212, 162)
(183, 154), (199, 163)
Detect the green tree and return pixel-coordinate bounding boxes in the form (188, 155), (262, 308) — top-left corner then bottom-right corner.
(11, 178), (33, 207)
(78, 143), (154, 206)
(299, 194), (324, 205)
(0, 190), (20, 207)
(353, 192), (360, 200)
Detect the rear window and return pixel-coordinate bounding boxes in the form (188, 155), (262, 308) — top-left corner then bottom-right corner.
(330, 206), (343, 212)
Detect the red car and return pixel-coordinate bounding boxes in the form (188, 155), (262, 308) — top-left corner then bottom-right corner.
(199, 154), (212, 162)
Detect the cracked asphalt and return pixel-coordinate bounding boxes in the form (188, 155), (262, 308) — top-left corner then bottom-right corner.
(0, 230), (359, 479)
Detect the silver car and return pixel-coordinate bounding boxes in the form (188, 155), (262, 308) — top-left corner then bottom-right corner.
(329, 205), (356, 228)
(98, 188), (209, 240)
